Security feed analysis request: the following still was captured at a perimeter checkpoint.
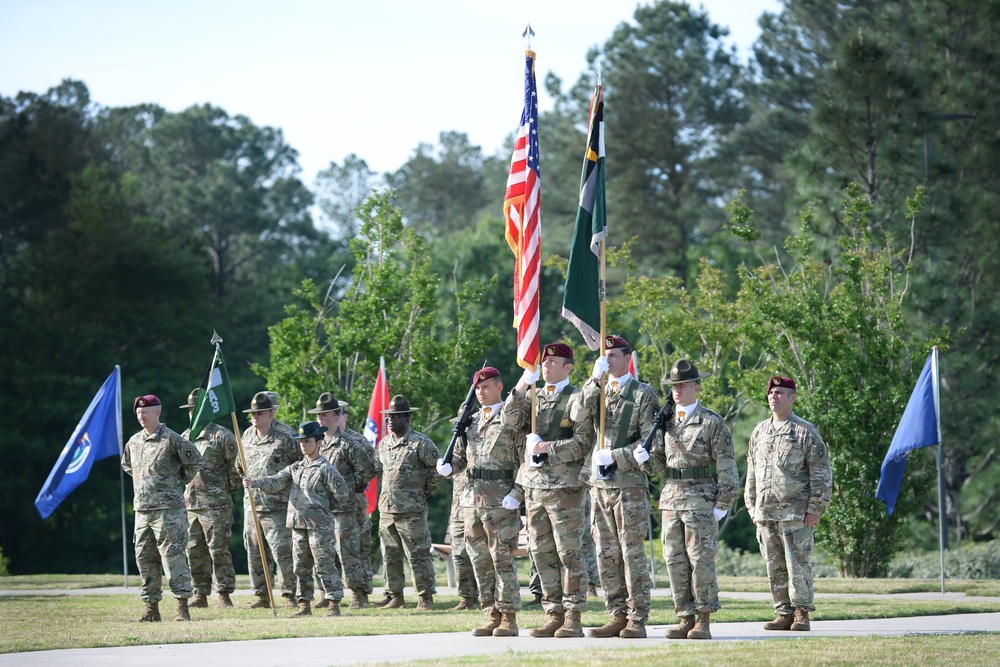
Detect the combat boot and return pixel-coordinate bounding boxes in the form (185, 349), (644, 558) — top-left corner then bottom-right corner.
(190, 592), (209, 608)
(492, 611), (519, 637)
(619, 619), (646, 639)
(379, 594), (405, 609)
(325, 600), (341, 617)
(282, 592), (297, 608)
(687, 612), (711, 639)
(349, 589), (368, 609)
(666, 615), (696, 638)
(416, 594), (434, 611)
(216, 592), (233, 608)
(529, 610), (565, 637)
(790, 608), (811, 631)
(247, 593), (270, 609)
(472, 610), (502, 636)
(315, 598), (331, 608)
(449, 596), (478, 611)
(293, 600), (312, 616)
(524, 593), (543, 607)
(587, 612), (627, 638)
(554, 610), (584, 638)
(138, 600), (161, 622)
(763, 613), (795, 630)
(174, 597), (191, 622)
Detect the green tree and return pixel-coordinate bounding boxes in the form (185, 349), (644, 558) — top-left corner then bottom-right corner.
(314, 153), (380, 239)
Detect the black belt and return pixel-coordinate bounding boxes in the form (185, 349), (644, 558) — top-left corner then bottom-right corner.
(468, 468), (516, 481)
(665, 466), (713, 480)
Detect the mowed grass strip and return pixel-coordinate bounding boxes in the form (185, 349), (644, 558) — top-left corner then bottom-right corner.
(2, 594), (1000, 654)
(375, 634), (1000, 667)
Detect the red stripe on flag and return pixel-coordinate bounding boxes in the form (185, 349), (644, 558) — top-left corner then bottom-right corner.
(363, 357), (389, 514)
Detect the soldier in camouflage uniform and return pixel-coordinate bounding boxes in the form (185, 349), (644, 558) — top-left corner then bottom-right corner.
(309, 392), (379, 609)
(503, 343), (593, 638)
(179, 388), (239, 609)
(745, 376), (833, 632)
(238, 391), (303, 608)
(122, 394), (202, 622)
(581, 493), (601, 596)
(574, 335), (662, 639)
(447, 465), (479, 610)
(437, 367), (525, 638)
(265, 391), (296, 436)
(377, 395), (440, 610)
(244, 421), (350, 617)
(337, 403), (381, 597)
(638, 360), (738, 640)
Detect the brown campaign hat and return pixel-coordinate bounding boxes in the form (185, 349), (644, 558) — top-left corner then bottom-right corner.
(381, 394), (419, 414)
(265, 391), (282, 407)
(292, 421), (328, 440)
(662, 359), (711, 385)
(134, 394), (161, 412)
(180, 388), (200, 409)
(307, 391), (341, 414)
(767, 376), (797, 393)
(542, 343), (574, 361)
(243, 391), (275, 413)
(473, 366), (501, 386)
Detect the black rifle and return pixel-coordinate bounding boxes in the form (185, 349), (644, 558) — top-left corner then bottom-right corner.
(442, 360), (487, 465)
(596, 392), (675, 480)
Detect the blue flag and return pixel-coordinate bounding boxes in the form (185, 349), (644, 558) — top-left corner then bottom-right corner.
(875, 351), (940, 514)
(35, 367), (122, 519)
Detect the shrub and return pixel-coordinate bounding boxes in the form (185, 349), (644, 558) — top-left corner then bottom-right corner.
(888, 540), (1000, 579)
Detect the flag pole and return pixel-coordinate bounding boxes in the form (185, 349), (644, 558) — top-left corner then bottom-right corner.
(597, 73), (607, 453)
(233, 413), (278, 613)
(932, 346), (946, 593)
(115, 365), (128, 589)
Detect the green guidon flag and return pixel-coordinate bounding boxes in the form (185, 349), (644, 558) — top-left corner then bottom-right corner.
(561, 86), (606, 351)
(189, 343), (235, 439)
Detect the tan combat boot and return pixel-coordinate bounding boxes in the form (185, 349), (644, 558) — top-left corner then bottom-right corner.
(492, 611), (519, 637)
(282, 592), (297, 608)
(379, 595), (405, 609)
(314, 598), (331, 608)
(293, 600), (312, 616)
(138, 600), (161, 622)
(449, 596), (478, 611)
(190, 592), (209, 608)
(349, 590), (368, 610)
(587, 612), (627, 638)
(472, 610), (502, 636)
(665, 615), (696, 638)
(416, 594), (434, 611)
(619, 619), (646, 638)
(554, 610), (584, 638)
(325, 600), (341, 617)
(529, 610), (565, 637)
(216, 592), (233, 608)
(790, 608), (811, 631)
(687, 612), (711, 639)
(174, 597), (191, 622)
(247, 593), (270, 609)
(763, 613), (795, 630)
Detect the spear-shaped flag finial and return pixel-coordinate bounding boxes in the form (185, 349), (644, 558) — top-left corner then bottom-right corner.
(522, 23), (534, 48)
(210, 329), (223, 345)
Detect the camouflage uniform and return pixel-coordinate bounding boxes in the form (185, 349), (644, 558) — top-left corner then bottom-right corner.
(181, 421), (239, 597)
(251, 455), (350, 602)
(347, 425), (380, 589)
(239, 423), (302, 597)
(574, 375), (662, 624)
(377, 428), (440, 598)
(745, 414), (832, 614)
(451, 404), (525, 615)
(581, 492), (601, 590)
(642, 403), (738, 616)
(122, 424), (202, 603)
(504, 383), (593, 614)
(318, 427), (379, 597)
(449, 470), (479, 600)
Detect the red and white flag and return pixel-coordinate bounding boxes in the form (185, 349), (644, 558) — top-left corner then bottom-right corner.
(362, 356), (389, 514)
(503, 49), (541, 370)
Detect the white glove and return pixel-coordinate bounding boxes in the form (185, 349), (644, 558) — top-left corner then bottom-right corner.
(436, 459), (452, 477)
(591, 356), (609, 380)
(595, 448), (614, 466)
(501, 494), (520, 510)
(633, 446), (650, 464)
(713, 508), (728, 521)
(521, 367), (540, 385)
(526, 433), (544, 455)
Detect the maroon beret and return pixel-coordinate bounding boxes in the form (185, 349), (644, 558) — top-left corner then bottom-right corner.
(542, 343), (574, 361)
(605, 335), (629, 351)
(473, 366), (501, 386)
(767, 376), (797, 393)
(134, 394), (161, 412)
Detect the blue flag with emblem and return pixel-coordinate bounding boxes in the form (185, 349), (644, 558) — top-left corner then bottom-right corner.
(35, 366), (122, 519)
(875, 351), (940, 514)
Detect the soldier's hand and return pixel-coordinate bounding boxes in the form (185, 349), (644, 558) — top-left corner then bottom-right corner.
(595, 448), (614, 466)
(713, 508), (728, 521)
(591, 356), (609, 380)
(804, 512), (820, 528)
(435, 458), (453, 477)
(520, 367), (541, 387)
(242, 477), (253, 488)
(526, 433), (545, 455)
(501, 494), (520, 510)
(632, 445), (650, 464)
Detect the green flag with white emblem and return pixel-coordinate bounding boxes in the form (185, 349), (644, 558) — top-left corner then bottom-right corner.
(189, 342), (235, 439)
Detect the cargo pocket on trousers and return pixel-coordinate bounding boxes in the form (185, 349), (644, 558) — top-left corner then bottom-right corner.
(621, 489), (649, 528)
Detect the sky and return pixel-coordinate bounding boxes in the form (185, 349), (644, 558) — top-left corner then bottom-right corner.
(0, 0), (782, 184)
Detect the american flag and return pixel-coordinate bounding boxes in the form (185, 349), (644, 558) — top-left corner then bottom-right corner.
(503, 49), (541, 370)
(362, 356), (389, 514)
